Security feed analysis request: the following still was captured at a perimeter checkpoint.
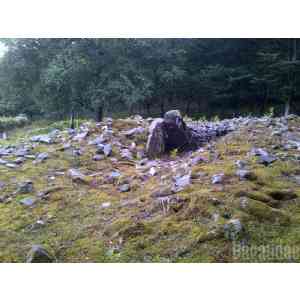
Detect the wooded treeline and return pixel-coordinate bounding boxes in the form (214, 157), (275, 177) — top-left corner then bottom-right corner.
(0, 38), (299, 120)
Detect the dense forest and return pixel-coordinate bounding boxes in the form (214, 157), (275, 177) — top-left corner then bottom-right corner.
(0, 38), (299, 120)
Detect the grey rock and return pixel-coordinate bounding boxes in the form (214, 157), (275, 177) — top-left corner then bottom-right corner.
(257, 153), (277, 166)
(0, 158), (8, 165)
(173, 174), (191, 192)
(72, 149), (82, 156)
(110, 171), (121, 178)
(34, 152), (49, 163)
(6, 163), (17, 169)
(88, 136), (106, 145)
(149, 167), (157, 176)
(30, 134), (52, 144)
(72, 131), (89, 142)
(119, 184), (130, 192)
(20, 197), (36, 206)
(146, 118), (165, 159)
(101, 202), (111, 208)
(191, 156), (207, 166)
(224, 219), (243, 241)
(93, 154), (104, 161)
(26, 245), (54, 263)
(120, 148), (133, 160)
(104, 144), (112, 157)
(250, 148), (277, 166)
(14, 157), (25, 165)
(17, 181), (34, 194)
(0, 181), (5, 190)
(123, 127), (145, 137)
(236, 169), (257, 181)
(15, 148), (30, 157)
(211, 173), (224, 184)
(67, 169), (86, 183)
(60, 143), (71, 151)
(235, 160), (247, 169)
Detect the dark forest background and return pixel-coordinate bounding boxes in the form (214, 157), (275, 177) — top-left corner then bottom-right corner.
(0, 38), (299, 121)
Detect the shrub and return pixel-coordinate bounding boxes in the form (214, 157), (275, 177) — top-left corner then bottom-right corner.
(0, 115), (29, 131)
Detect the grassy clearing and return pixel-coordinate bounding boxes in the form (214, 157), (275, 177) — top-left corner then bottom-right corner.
(1, 117), (300, 262)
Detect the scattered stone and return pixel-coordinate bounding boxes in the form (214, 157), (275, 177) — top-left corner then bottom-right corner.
(88, 136), (106, 145)
(19, 197), (36, 207)
(191, 156), (207, 166)
(149, 167), (157, 176)
(106, 170), (121, 183)
(120, 148), (133, 160)
(119, 184), (130, 192)
(211, 173), (224, 184)
(15, 148), (30, 157)
(72, 149), (82, 156)
(17, 181), (34, 194)
(34, 152), (49, 163)
(173, 174), (191, 192)
(211, 213), (220, 222)
(0, 181), (5, 190)
(72, 131), (89, 142)
(236, 169), (257, 181)
(235, 160), (247, 169)
(59, 143), (71, 151)
(6, 163), (17, 169)
(26, 245), (54, 263)
(250, 147), (277, 166)
(30, 134), (53, 144)
(67, 169), (91, 184)
(101, 202), (111, 209)
(123, 127), (145, 137)
(257, 154), (277, 166)
(224, 219), (243, 240)
(93, 154), (104, 161)
(0, 158), (8, 165)
(103, 144), (112, 157)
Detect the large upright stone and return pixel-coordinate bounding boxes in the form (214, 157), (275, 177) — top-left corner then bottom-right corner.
(146, 110), (201, 158)
(146, 118), (165, 159)
(163, 110), (190, 152)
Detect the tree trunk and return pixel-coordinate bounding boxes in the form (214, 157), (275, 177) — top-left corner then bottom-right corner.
(160, 99), (165, 117)
(285, 38), (297, 117)
(284, 98), (290, 117)
(70, 109), (75, 129)
(96, 105), (103, 122)
(185, 100), (191, 116)
(145, 102), (151, 116)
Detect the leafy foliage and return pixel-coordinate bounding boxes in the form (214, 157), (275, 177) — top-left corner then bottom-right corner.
(0, 39), (299, 120)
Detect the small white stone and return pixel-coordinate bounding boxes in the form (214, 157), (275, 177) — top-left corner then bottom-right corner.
(101, 202), (111, 208)
(149, 167), (157, 176)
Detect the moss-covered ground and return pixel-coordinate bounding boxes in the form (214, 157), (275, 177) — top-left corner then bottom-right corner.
(1, 117), (300, 262)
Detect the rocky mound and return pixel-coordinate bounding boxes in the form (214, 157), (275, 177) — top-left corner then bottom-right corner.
(0, 113), (300, 262)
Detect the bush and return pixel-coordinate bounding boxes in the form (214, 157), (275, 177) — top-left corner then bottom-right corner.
(0, 115), (29, 131)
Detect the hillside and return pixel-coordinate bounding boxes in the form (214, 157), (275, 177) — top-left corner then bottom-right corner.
(1, 114), (300, 262)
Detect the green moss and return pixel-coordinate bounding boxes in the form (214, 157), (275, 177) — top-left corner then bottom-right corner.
(239, 198), (291, 225)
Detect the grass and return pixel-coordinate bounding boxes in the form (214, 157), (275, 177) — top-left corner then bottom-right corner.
(1, 116), (300, 262)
